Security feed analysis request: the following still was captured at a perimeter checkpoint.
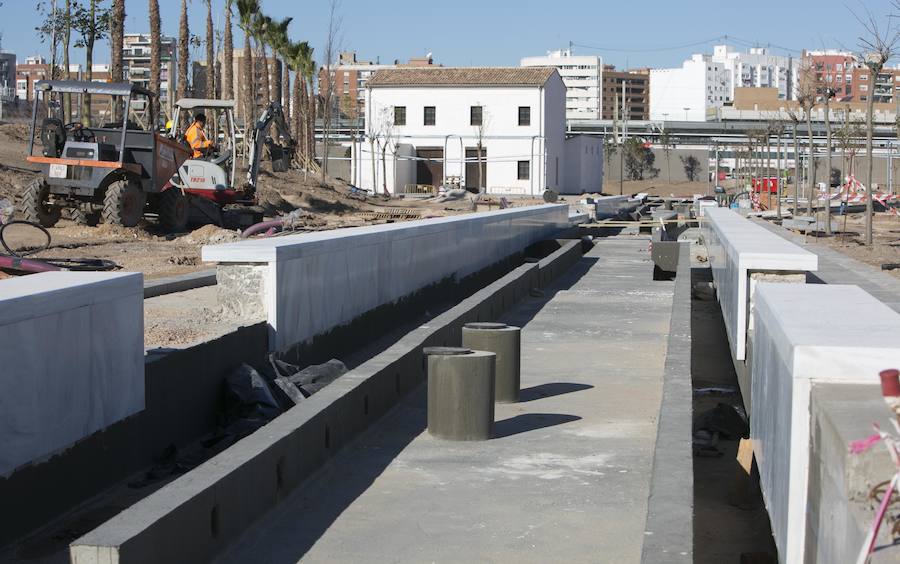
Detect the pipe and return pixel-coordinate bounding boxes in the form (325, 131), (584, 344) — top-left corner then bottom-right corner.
(0, 255), (61, 274)
(241, 219), (284, 238)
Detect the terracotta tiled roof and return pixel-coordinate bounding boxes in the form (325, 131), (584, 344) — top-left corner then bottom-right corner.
(366, 67), (558, 87)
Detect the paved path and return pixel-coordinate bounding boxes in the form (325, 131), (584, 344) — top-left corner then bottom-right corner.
(216, 238), (675, 564)
(752, 218), (900, 312)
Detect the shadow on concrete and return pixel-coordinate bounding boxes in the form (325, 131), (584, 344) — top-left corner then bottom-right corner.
(222, 394), (429, 564)
(518, 383), (593, 402)
(502, 257), (599, 330)
(493, 413), (582, 439)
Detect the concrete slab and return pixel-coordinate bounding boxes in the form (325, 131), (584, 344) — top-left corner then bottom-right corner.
(0, 272), (144, 477)
(751, 284), (900, 564)
(216, 238), (675, 563)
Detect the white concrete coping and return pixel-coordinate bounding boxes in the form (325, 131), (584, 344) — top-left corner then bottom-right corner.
(202, 204), (567, 264)
(751, 283), (900, 564)
(0, 271), (145, 477)
(703, 207), (817, 360)
(0, 271), (140, 326)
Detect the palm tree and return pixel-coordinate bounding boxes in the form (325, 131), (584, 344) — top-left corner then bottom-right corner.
(303, 50), (317, 173)
(222, 0), (233, 100)
(149, 0), (161, 123)
(265, 16), (292, 109)
(236, 0), (259, 124)
(110, 0), (125, 120)
(205, 0), (215, 99)
(176, 0), (189, 111)
(63, 0), (72, 122)
(250, 13), (271, 104)
(283, 41), (311, 164)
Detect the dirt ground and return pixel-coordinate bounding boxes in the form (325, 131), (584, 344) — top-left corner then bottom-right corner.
(0, 122), (485, 280)
(603, 178), (714, 199)
(799, 213), (900, 280)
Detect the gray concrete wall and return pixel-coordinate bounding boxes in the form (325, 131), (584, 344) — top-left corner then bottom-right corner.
(641, 243), (693, 563)
(70, 240), (585, 564)
(0, 323), (269, 548)
(605, 148), (709, 184)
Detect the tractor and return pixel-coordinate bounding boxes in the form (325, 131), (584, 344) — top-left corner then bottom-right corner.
(22, 80), (191, 229)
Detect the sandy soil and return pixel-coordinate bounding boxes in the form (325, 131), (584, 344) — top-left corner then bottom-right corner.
(602, 179), (714, 199)
(800, 213), (900, 280)
(0, 122), (480, 279)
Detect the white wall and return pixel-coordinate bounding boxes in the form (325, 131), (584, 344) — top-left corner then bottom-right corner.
(650, 55), (728, 122)
(355, 74), (566, 196)
(563, 135), (603, 194)
(203, 205), (570, 351)
(521, 50), (602, 120)
(0, 272), (144, 477)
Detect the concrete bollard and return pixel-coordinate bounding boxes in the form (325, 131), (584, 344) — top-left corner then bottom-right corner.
(462, 322), (522, 403)
(425, 347), (495, 441)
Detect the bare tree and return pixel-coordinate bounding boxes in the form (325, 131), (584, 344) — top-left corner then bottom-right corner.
(375, 106), (396, 195)
(320, 0), (343, 180)
(854, 3), (900, 245)
(822, 87), (836, 234)
(786, 108), (803, 213)
(472, 104), (490, 193)
(659, 128), (673, 184)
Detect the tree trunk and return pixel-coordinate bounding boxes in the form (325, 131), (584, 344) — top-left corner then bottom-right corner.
(242, 35), (253, 126)
(865, 77), (876, 246)
(149, 0), (161, 125)
(477, 141), (483, 192)
(805, 111), (815, 215)
(63, 0), (72, 123)
(272, 59), (282, 109)
(824, 98), (833, 235)
(222, 1), (233, 101)
(298, 78), (308, 165)
(110, 0), (125, 120)
(307, 79), (315, 173)
(381, 143), (388, 194)
(282, 60), (290, 120)
(205, 0), (215, 100)
(81, 0), (96, 127)
(49, 0), (59, 81)
(792, 123), (800, 213)
(177, 0), (189, 119)
(258, 42), (270, 104)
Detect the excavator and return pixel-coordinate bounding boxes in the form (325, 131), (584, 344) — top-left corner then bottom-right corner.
(164, 98), (296, 231)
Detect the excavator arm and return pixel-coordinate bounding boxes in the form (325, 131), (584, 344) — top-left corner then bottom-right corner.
(245, 102), (296, 195)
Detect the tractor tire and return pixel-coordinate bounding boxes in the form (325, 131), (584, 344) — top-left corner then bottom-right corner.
(68, 207), (100, 226)
(20, 178), (61, 227)
(102, 178), (146, 227)
(158, 188), (190, 233)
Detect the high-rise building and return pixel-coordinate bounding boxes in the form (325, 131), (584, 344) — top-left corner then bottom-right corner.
(601, 65), (649, 121)
(712, 45), (798, 101)
(521, 50), (602, 121)
(122, 33), (177, 116)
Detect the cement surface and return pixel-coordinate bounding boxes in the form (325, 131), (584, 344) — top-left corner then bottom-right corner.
(216, 238), (674, 564)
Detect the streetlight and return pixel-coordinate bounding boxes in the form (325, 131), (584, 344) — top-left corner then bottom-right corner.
(683, 107), (690, 121)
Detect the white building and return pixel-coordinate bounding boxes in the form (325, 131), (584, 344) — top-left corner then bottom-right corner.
(650, 45), (800, 122)
(521, 50), (602, 121)
(353, 67), (572, 196)
(711, 45), (797, 101)
(650, 54), (729, 122)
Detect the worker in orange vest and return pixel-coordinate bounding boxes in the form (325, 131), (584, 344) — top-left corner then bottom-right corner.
(184, 113), (215, 159)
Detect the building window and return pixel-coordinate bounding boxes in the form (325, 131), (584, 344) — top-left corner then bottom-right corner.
(470, 105), (482, 126)
(860, 74), (869, 80)
(394, 106), (406, 126)
(518, 106), (531, 126)
(517, 160), (530, 180)
(424, 106), (436, 126)
(860, 84), (868, 92)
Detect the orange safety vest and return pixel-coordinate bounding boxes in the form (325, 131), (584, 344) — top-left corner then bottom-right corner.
(185, 122), (212, 158)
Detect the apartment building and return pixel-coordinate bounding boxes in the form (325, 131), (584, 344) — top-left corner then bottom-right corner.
(0, 51), (15, 102)
(601, 65), (649, 121)
(650, 54), (729, 121)
(712, 45), (797, 101)
(521, 50), (602, 120)
(801, 50), (856, 100)
(123, 33), (176, 115)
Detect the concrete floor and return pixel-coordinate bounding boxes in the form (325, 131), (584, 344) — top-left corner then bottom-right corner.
(216, 238), (675, 564)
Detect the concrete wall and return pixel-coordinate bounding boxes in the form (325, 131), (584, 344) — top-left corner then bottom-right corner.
(0, 272), (144, 477)
(563, 135), (603, 194)
(0, 323), (269, 548)
(604, 147), (709, 185)
(202, 205), (570, 352)
(70, 240), (585, 564)
(701, 207), (817, 362)
(750, 284), (900, 564)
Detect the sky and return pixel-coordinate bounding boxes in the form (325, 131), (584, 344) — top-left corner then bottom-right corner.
(0, 0), (897, 70)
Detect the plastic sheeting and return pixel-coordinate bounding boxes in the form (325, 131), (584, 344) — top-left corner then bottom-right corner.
(751, 284), (900, 564)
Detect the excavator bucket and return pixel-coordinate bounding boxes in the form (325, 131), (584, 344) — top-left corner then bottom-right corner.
(153, 134), (192, 192)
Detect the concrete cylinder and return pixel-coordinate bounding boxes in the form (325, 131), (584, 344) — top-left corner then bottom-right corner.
(462, 322), (521, 403)
(425, 347), (495, 441)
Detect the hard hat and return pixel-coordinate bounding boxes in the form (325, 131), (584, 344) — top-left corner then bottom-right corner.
(165, 119), (174, 131)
